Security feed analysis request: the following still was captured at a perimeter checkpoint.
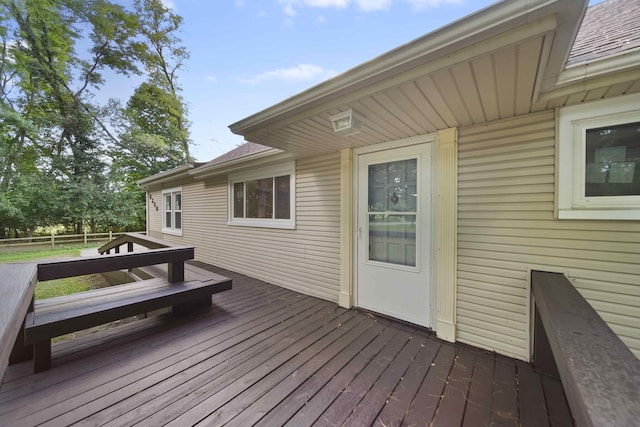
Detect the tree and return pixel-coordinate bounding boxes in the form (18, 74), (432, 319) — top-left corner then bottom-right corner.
(0, 0), (193, 236)
(134, 0), (191, 161)
(109, 0), (193, 232)
(4, 0), (140, 233)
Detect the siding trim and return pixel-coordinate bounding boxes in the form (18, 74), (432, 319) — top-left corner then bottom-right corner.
(436, 128), (458, 342)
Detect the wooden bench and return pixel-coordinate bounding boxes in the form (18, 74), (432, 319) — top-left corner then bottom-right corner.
(4, 243), (233, 373)
(531, 271), (640, 427)
(1, 263), (38, 379)
(24, 275), (231, 372)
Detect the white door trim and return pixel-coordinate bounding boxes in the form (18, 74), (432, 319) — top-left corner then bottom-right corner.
(352, 133), (437, 327)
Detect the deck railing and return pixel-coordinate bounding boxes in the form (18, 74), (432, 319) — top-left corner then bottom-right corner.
(531, 270), (640, 427)
(0, 234), (194, 380)
(0, 230), (146, 249)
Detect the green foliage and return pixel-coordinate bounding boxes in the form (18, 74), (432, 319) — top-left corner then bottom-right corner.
(0, 245), (85, 263)
(36, 274), (110, 300)
(0, 0), (192, 236)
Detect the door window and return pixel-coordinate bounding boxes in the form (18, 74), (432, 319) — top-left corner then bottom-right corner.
(367, 159), (418, 267)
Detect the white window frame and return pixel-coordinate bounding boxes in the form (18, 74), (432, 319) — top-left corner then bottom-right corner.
(557, 93), (640, 220)
(228, 161), (296, 229)
(162, 186), (183, 236)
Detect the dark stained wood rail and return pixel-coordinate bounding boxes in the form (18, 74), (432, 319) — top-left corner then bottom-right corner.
(38, 246), (194, 283)
(531, 270), (640, 427)
(98, 232), (178, 254)
(0, 264), (37, 381)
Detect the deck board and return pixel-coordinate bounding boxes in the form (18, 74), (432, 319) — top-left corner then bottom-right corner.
(313, 326), (414, 427)
(0, 261), (573, 426)
(402, 342), (457, 426)
(462, 350), (495, 427)
(432, 347), (475, 426)
(376, 335), (441, 426)
(491, 356), (520, 426)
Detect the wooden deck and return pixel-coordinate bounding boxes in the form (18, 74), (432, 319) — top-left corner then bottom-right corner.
(0, 262), (572, 426)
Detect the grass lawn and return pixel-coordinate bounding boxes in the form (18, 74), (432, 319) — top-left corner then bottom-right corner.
(0, 245), (86, 263)
(36, 274), (111, 299)
(0, 244), (111, 299)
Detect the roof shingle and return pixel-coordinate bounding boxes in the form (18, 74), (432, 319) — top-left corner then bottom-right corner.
(568, 0), (640, 66)
(201, 142), (272, 168)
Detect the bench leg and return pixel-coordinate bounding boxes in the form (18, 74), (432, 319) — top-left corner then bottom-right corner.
(9, 325), (33, 365)
(33, 340), (52, 373)
(173, 296), (212, 316)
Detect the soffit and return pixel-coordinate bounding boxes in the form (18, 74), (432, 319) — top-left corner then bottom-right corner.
(243, 33), (552, 157)
(232, 0), (589, 157)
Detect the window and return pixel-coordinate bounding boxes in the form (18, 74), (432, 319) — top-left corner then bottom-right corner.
(228, 162), (295, 229)
(558, 93), (640, 220)
(162, 187), (183, 235)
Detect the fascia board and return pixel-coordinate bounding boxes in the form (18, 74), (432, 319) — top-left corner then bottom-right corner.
(537, 67), (640, 103)
(136, 164), (198, 187)
(538, 0), (589, 92)
(555, 49), (640, 87)
(230, 0), (586, 136)
(190, 150), (292, 179)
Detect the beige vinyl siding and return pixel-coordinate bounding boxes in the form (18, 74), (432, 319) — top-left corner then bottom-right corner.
(155, 153), (341, 302)
(458, 111), (640, 360)
(147, 187), (163, 238)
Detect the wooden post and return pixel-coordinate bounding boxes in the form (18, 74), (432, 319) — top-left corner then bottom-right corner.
(51, 231), (55, 248)
(168, 261), (184, 283)
(109, 230), (112, 241)
(83, 229), (87, 245)
(33, 340), (51, 373)
(9, 319), (33, 365)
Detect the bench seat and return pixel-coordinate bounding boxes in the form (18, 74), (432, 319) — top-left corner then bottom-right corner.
(24, 276), (232, 372)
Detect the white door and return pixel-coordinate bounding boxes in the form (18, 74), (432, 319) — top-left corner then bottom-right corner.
(356, 143), (432, 327)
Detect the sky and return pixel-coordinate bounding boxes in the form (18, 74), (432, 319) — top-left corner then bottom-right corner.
(121, 0), (595, 162)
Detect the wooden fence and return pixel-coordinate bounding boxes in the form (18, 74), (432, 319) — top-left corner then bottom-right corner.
(0, 231), (146, 249)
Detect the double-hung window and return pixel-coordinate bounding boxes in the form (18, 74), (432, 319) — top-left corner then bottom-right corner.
(558, 93), (640, 220)
(162, 187), (183, 235)
(228, 162), (295, 229)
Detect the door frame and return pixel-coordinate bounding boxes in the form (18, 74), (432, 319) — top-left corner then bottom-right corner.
(352, 133), (438, 328)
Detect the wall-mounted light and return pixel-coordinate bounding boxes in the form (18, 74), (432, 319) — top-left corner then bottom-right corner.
(329, 109), (362, 136)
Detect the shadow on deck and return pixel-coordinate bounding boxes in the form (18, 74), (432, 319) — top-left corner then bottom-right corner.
(0, 261), (572, 426)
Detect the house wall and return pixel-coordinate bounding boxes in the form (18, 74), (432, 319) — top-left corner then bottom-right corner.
(457, 110), (640, 360)
(150, 152), (342, 302)
(147, 188), (163, 238)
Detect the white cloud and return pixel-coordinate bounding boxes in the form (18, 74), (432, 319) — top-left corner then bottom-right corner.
(315, 14), (327, 24)
(205, 75), (217, 83)
(161, 0), (176, 10)
(239, 64), (338, 84)
(278, 0), (348, 16)
(300, 0), (349, 7)
(405, 0), (462, 11)
(356, 0), (393, 11)
(278, 0), (460, 15)
(284, 4), (297, 16)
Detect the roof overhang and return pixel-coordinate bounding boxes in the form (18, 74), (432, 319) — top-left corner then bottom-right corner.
(229, 0), (588, 156)
(137, 163), (203, 188)
(189, 148), (293, 179)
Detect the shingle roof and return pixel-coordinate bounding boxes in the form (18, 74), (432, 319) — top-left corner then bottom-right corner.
(568, 0), (640, 66)
(201, 142), (272, 168)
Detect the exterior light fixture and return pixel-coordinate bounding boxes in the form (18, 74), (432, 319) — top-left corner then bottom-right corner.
(329, 109), (362, 136)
